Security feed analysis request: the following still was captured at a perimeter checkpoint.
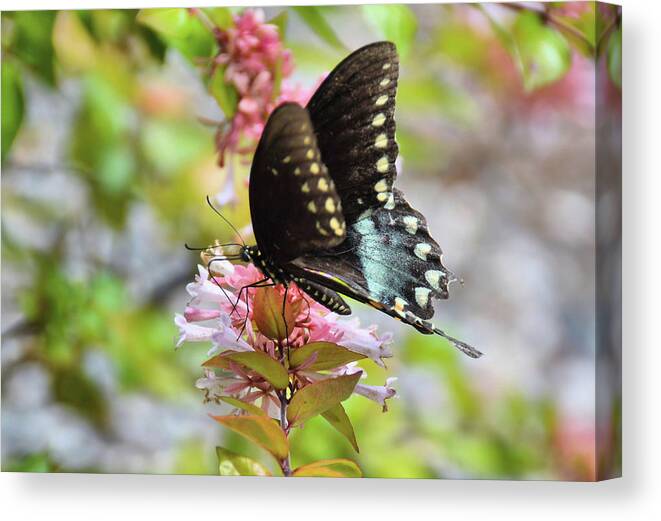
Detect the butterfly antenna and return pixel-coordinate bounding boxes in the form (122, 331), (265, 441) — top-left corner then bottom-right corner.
(206, 195), (246, 246)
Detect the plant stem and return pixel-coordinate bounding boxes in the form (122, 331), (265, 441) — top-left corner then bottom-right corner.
(498, 2), (594, 50)
(276, 336), (292, 476)
(278, 390), (292, 476)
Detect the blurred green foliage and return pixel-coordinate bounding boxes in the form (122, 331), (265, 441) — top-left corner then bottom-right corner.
(1, 3), (618, 479)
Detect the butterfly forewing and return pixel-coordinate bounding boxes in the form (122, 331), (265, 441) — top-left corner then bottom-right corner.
(249, 103), (346, 265)
(307, 41), (400, 220)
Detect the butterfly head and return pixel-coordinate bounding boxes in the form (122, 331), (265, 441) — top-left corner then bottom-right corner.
(216, 243), (252, 263)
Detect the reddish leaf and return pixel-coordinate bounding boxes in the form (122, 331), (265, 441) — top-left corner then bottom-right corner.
(211, 414), (289, 461)
(292, 458), (362, 478)
(253, 286), (298, 341)
(203, 350), (290, 390)
(290, 342), (366, 371)
(322, 403), (359, 452)
(287, 372), (362, 427)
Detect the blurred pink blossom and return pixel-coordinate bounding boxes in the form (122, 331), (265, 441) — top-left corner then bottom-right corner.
(214, 9), (295, 166)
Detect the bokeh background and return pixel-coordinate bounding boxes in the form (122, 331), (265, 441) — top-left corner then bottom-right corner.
(1, 3), (621, 479)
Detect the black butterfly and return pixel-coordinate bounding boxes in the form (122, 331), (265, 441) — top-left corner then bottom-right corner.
(227, 41), (481, 358)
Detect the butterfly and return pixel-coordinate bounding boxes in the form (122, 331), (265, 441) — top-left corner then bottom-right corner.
(227, 41), (481, 358)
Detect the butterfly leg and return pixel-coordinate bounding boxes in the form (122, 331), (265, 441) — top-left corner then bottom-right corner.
(281, 284), (290, 355)
(233, 278), (277, 339)
(205, 257), (237, 314)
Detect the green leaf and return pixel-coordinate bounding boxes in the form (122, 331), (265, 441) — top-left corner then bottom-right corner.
(293, 7), (346, 51)
(1, 60), (24, 163)
(203, 7), (233, 29)
(606, 28), (621, 89)
(322, 403), (359, 452)
(136, 8), (214, 61)
(289, 341), (366, 371)
(52, 11), (98, 72)
(511, 11), (572, 91)
(136, 8), (189, 39)
(292, 458), (362, 478)
(268, 10), (289, 38)
(203, 350), (289, 390)
(7, 11), (57, 86)
(209, 66), (238, 119)
(553, 5), (596, 57)
(361, 5), (418, 59)
(211, 414), (289, 461)
(398, 77), (477, 124)
(216, 446), (272, 476)
(287, 372), (362, 427)
(140, 118), (210, 176)
(220, 396), (267, 416)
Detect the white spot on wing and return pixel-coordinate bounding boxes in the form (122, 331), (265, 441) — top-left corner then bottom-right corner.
(415, 287), (431, 308)
(414, 243), (432, 260)
(425, 270), (443, 290)
(403, 216), (418, 235)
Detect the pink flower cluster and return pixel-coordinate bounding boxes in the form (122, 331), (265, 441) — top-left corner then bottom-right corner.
(175, 257), (397, 416)
(214, 9), (306, 165)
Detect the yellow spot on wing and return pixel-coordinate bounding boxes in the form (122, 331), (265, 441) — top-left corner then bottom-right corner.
(325, 197), (336, 213)
(372, 113), (386, 127)
(376, 156), (389, 173)
(374, 179), (388, 192)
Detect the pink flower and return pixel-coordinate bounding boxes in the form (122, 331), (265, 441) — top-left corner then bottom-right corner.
(213, 9), (295, 166)
(325, 315), (394, 368)
(209, 7), (324, 191)
(176, 258), (395, 413)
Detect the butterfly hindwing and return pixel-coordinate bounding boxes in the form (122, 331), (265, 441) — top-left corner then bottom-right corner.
(287, 190), (482, 358)
(291, 190), (451, 315)
(307, 41), (400, 220)
(249, 103), (346, 265)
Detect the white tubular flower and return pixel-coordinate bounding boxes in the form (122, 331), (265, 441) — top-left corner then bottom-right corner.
(174, 314), (217, 348)
(353, 377), (398, 412)
(329, 316), (394, 368)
